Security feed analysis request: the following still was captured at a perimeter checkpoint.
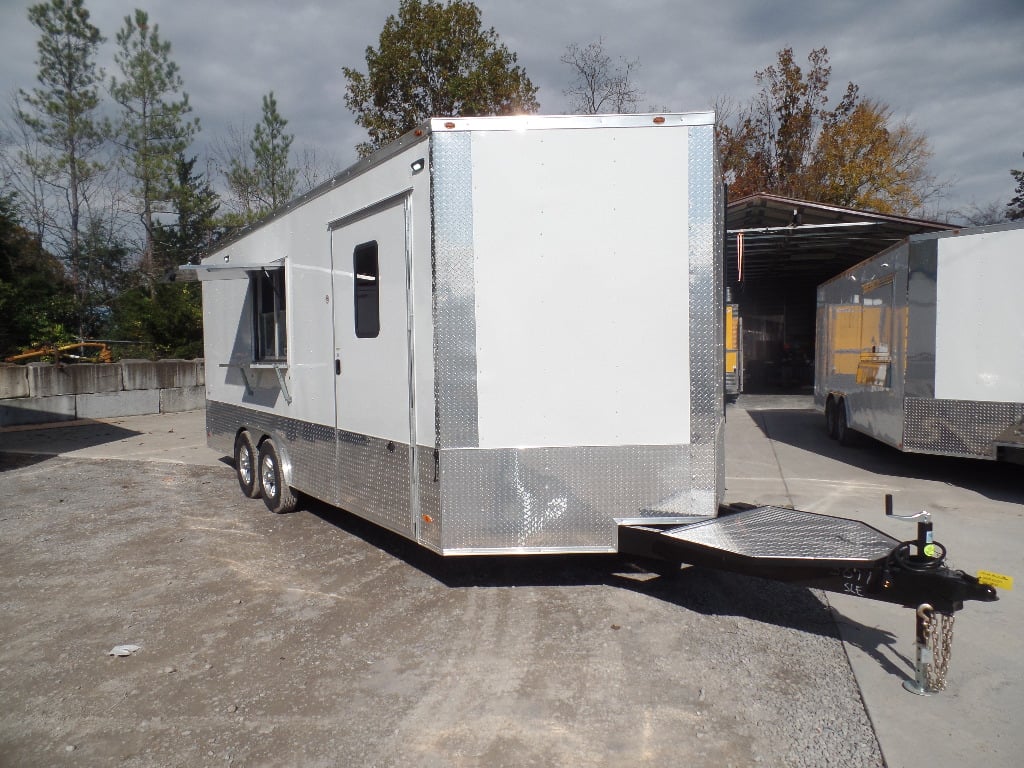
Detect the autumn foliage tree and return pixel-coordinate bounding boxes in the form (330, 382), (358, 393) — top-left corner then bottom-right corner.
(343, 0), (539, 156)
(719, 47), (939, 215)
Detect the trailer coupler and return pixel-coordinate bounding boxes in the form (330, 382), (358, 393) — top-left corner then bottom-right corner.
(619, 499), (1000, 693)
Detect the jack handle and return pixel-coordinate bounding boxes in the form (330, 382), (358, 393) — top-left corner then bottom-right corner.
(885, 493), (935, 560)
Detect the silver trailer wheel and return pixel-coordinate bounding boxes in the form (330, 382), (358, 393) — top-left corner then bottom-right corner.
(234, 431), (261, 498)
(258, 439), (297, 514)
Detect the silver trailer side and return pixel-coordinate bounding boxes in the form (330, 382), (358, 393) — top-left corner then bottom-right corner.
(815, 222), (1024, 460)
(190, 113), (724, 554)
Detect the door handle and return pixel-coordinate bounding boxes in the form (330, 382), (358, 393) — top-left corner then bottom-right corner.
(335, 359), (341, 375)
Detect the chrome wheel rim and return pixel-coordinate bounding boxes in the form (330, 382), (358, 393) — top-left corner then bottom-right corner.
(239, 445), (253, 487)
(261, 454), (277, 498)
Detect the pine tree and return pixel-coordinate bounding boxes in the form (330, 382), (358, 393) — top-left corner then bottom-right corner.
(110, 9), (198, 291)
(224, 92), (297, 222)
(16, 0), (106, 327)
(154, 154), (220, 270)
(1008, 154), (1024, 221)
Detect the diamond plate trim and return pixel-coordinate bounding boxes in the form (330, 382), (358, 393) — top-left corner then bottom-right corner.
(416, 446), (442, 552)
(207, 400), (339, 504)
(688, 124), (724, 509)
(904, 397), (1024, 459)
(431, 132), (480, 449)
(666, 506), (898, 562)
(439, 444), (694, 552)
(206, 400), (414, 537)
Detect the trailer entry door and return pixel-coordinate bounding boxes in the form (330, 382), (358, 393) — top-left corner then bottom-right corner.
(330, 195), (415, 517)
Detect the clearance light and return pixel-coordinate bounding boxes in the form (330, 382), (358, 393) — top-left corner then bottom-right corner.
(422, 514), (434, 524)
(653, 116), (666, 124)
(444, 121), (456, 129)
(414, 129), (423, 137)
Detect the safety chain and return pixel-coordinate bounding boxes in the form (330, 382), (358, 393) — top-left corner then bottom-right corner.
(923, 609), (956, 692)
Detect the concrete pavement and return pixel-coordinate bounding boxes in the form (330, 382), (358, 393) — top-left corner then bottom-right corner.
(1, 401), (1020, 767)
(0, 410), (222, 467)
(725, 395), (1022, 768)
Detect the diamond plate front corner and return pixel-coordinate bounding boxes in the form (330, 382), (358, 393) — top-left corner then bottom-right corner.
(688, 123), (724, 507)
(431, 131), (480, 450)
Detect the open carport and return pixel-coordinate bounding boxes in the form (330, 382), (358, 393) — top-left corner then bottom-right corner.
(725, 194), (948, 393)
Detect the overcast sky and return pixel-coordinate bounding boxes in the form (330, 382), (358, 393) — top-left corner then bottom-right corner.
(1, 0), (1022, 219)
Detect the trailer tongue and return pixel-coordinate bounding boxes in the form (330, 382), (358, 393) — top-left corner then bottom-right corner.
(620, 504), (996, 613)
(619, 497), (998, 694)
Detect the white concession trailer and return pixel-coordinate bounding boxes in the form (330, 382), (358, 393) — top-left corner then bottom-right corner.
(815, 223), (1024, 461)
(187, 114), (1000, 681)
(188, 113), (725, 554)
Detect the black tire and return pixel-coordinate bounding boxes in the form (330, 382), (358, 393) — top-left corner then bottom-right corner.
(836, 400), (857, 446)
(825, 398), (838, 439)
(234, 431), (261, 498)
(258, 439), (298, 514)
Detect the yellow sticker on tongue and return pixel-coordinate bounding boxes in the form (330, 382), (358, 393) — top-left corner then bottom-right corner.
(977, 571), (1013, 590)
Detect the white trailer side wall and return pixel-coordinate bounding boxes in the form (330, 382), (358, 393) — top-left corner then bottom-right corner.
(934, 228), (1024, 403)
(203, 139), (434, 444)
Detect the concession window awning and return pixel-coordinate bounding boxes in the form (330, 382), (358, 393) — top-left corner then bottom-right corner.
(178, 257), (285, 281)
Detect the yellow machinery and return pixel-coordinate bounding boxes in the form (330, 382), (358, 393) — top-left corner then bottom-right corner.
(724, 303), (743, 396)
(5, 342), (112, 364)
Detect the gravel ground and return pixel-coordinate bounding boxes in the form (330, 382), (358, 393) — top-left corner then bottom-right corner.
(0, 452), (883, 767)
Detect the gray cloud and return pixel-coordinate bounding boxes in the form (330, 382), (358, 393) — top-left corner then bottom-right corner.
(2, 0), (1021, 216)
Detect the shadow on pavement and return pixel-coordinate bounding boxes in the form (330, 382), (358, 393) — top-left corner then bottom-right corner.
(745, 407), (1024, 505)
(304, 496), (901, 662)
(0, 452), (53, 472)
(0, 421), (141, 470)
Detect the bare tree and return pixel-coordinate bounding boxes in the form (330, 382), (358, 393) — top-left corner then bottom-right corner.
(296, 146), (343, 196)
(212, 123), (258, 222)
(561, 37), (643, 114)
(945, 200), (1008, 226)
(2, 96), (56, 245)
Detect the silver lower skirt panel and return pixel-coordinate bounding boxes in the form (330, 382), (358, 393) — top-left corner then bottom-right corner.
(207, 400), (711, 554)
(904, 397), (1024, 459)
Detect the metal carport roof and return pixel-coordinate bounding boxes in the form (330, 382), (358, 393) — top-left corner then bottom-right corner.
(725, 193), (950, 286)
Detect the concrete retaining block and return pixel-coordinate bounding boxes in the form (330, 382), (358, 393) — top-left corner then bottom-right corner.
(0, 395), (77, 427)
(76, 389), (160, 420)
(27, 362), (121, 397)
(0, 366), (29, 399)
(121, 359), (200, 390)
(160, 386), (206, 413)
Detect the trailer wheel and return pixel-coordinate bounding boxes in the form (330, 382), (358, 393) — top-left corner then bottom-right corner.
(836, 400), (857, 446)
(825, 398), (838, 439)
(258, 439), (298, 514)
(234, 431), (261, 498)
